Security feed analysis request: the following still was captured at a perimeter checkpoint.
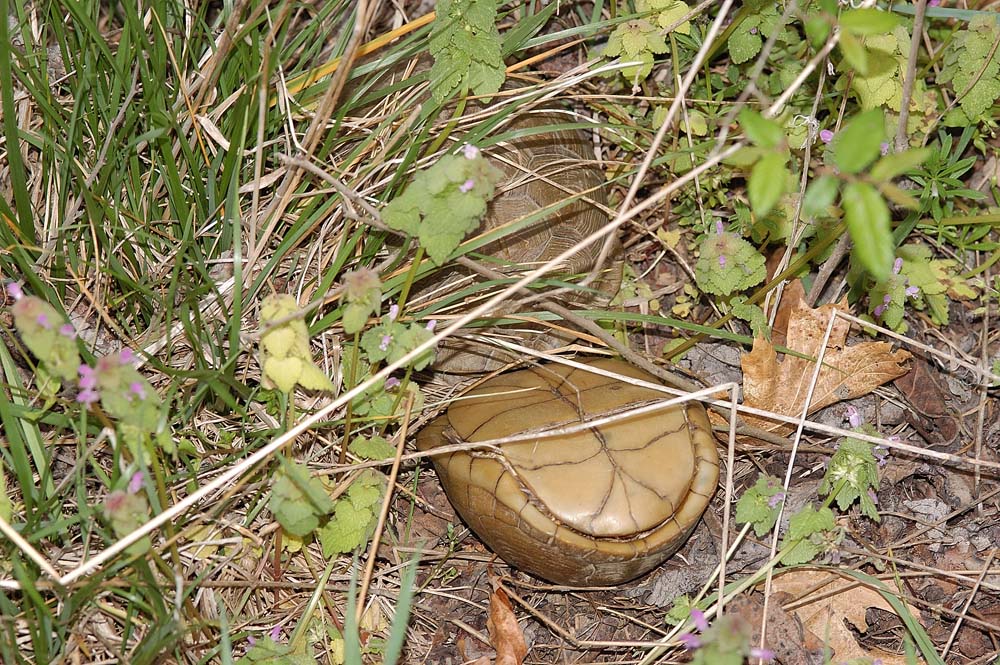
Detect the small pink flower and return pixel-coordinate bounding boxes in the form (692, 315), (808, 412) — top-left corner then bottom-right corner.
(845, 405), (862, 428)
(77, 388), (100, 405)
(388, 303), (399, 321)
(6, 282), (23, 300)
(880, 142), (890, 156)
(426, 320), (436, 332)
(385, 377), (401, 390)
(129, 382), (146, 400)
(678, 633), (701, 650)
(128, 471), (144, 494)
(36, 313), (51, 329)
(867, 489), (879, 505)
(819, 129), (835, 143)
(79, 372), (97, 390)
(380, 334), (392, 351)
(691, 609), (709, 632)
(715, 220), (724, 235)
(459, 178), (475, 193)
(768, 492), (785, 508)
(750, 647), (775, 662)
(905, 285), (920, 298)
(59, 324), (76, 339)
(119, 348), (136, 364)
(269, 625), (282, 642)
(893, 257), (903, 274)
(462, 144), (479, 159)
(719, 254), (726, 268)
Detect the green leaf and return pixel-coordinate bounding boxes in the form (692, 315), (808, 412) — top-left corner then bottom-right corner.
(270, 457), (335, 537)
(728, 25), (762, 65)
(383, 152), (504, 265)
(738, 108), (784, 149)
(10, 295), (80, 382)
(819, 434), (881, 520)
(259, 294), (334, 394)
(803, 175), (839, 218)
(735, 474), (784, 538)
(779, 504), (836, 565)
(840, 8), (898, 36)
(318, 499), (377, 556)
(349, 435), (397, 461)
(695, 229), (767, 296)
(870, 147), (932, 182)
(429, 0), (504, 103)
(838, 31), (869, 76)
(832, 109), (885, 174)
(748, 152), (788, 218)
(779, 538), (821, 566)
(843, 182), (894, 282)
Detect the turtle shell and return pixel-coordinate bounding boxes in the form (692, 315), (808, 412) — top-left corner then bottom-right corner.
(416, 358), (719, 586)
(431, 110), (624, 375)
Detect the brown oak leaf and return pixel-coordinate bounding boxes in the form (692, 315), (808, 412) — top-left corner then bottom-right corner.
(741, 289), (911, 434)
(769, 570), (926, 664)
(487, 583), (527, 665)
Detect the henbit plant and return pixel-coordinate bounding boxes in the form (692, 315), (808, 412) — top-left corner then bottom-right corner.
(1, 0), (997, 662)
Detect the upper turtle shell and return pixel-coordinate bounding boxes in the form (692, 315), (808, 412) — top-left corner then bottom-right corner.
(416, 358), (719, 586)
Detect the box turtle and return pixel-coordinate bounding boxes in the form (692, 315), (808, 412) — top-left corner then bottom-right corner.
(416, 358), (719, 586)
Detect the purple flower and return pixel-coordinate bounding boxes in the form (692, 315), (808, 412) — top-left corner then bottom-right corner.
(905, 285), (920, 298)
(893, 257), (903, 274)
(379, 334), (392, 351)
(388, 303), (399, 321)
(873, 303), (886, 318)
(867, 489), (879, 505)
(749, 27), (757, 34)
(269, 625), (282, 642)
(678, 633), (702, 650)
(129, 381), (146, 400)
(119, 348), (136, 364)
(874, 445), (890, 467)
(819, 129), (835, 143)
(77, 388), (100, 405)
(6, 282), (23, 300)
(36, 313), (51, 329)
(59, 323), (76, 339)
(462, 144), (479, 159)
(691, 609), (709, 632)
(719, 254), (727, 267)
(79, 372), (97, 390)
(845, 405), (862, 428)
(768, 492), (785, 508)
(426, 319), (436, 332)
(750, 647), (776, 662)
(128, 471), (144, 494)
(715, 220), (724, 235)
(385, 377), (401, 390)
(459, 178), (475, 193)
(880, 142), (890, 156)
(928, 0), (940, 5)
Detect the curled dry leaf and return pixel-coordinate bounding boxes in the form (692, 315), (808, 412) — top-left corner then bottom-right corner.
(740, 288), (911, 434)
(487, 584), (527, 665)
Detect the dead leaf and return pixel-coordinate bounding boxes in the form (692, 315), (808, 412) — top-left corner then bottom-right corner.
(726, 593), (825, 665)
(739, 289), (911, 433)
(487, 585), (527, 665)
(770, 569), (926, 664)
